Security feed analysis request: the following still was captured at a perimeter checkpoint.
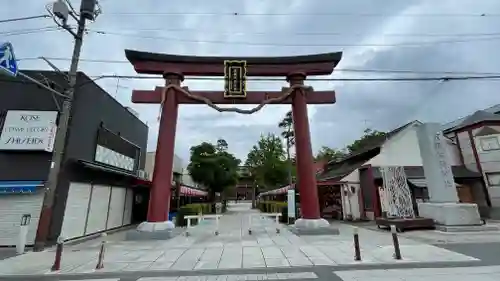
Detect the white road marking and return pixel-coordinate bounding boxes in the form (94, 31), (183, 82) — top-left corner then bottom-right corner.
(138, 272), (318, 280)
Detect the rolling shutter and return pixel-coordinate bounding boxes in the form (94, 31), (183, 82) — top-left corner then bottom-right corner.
(122, 188), (133, 225)
(106, 187), (126, 229)
(85, 184), (111, 235)
(60, 182), (91, 240)
(0, 192), (44, 246)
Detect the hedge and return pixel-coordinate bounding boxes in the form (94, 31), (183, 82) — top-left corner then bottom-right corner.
(257, 201), (287, 213)
(175, 203), (212, 227)
(175, 201), (228, 227)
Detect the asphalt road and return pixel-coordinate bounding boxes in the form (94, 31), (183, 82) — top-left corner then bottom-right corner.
(0, 249), (16, 261)
(436, 242), (500, 264)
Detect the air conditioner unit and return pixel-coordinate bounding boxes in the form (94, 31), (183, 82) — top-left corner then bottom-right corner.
(136, 169), (147, 179)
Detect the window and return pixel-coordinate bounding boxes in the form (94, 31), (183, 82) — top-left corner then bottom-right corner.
(486, 172), (500, 186)
(479, 136), (500, 151)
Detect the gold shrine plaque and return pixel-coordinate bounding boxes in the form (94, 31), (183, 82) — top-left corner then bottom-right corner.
(224, 60), (247, 98)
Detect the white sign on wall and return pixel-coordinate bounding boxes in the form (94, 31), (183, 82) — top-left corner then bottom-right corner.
(0, 110), (58, 152)
(95, 145), (136, 171)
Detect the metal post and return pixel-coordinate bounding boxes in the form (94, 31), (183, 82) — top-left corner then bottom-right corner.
(248, 215), (252, 235)
(353, 227), (361, 261)
(215, 215), (219, 236)
(186, 218), (191, 237)
(95, 233), (107, 269)
(275, 214), (280, 234)
(34, 4), (88, 252)
(51, 236), (65, 271)
(390, 225), (402, 260)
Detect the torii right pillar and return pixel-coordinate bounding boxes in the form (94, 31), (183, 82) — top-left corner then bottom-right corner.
(288, 73), (329, 229)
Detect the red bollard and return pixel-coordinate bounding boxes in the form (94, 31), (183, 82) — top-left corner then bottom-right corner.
(95, 233), (107, 270)
(51, 236), (65, 271)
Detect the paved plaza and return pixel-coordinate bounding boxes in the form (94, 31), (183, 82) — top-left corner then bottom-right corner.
(0, 202), (484, 278)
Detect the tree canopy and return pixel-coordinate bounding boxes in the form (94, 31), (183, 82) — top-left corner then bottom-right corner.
(245, 133), (289, 191)
(315, 146), (346, 163)
(346, 128), (387, 154)
(278, 110), (294, 147)
(186, 139), (241, 198)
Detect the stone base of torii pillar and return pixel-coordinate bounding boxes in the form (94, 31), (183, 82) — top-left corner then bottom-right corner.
(125, 221), (177, 241)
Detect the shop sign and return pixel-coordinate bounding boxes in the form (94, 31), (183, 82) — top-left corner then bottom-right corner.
(0, 110), (58, 152)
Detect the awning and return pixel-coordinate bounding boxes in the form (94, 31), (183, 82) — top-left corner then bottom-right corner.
(0, 181), (44, 194)
(180, 185), (208, 197)
(258, 184), (295, 197)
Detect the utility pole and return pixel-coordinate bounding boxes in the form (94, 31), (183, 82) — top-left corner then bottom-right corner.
(34, 0), (100, 251)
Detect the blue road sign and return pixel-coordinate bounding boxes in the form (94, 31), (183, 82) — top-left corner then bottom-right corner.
(0, 42), (18, 77)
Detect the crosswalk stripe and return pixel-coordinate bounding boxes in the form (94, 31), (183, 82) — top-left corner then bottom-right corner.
(137, 272), (318, 280)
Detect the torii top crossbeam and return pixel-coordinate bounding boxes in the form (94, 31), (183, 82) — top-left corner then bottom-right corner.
(125, 50), (342, 77)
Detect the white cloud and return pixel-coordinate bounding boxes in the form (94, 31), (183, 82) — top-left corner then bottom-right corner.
(3, 0), (500, 162)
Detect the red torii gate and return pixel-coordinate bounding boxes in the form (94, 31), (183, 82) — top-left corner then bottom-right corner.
(125, 50), (342, 229)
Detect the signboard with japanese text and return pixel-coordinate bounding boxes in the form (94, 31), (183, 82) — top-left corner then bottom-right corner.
(0, 110), (58, 152)
(224, 60), (247, 98)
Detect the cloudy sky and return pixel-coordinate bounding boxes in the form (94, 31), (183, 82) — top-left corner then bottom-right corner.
(3, 0), (500, 163)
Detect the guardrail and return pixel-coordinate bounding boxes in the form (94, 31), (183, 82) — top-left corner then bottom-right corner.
(248, 213), (282, 234)
(184, 214), (223, 236)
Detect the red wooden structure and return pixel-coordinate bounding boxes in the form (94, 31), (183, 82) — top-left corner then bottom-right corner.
(125, 50), (342, 223)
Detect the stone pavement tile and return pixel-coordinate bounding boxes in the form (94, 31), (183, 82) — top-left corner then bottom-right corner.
(262, 246), (286, 259)
(93, 262), (129, 272)
(134, 250), (165, 262)
(156, 249), (188, 263)
(264, 258), (290, 268)
(170, 248), (206, 270)
(286, 257), (313, 267)
(122, 261), (154, 271)
(218, 247), (242, 269)
(148, 261), (174, 270)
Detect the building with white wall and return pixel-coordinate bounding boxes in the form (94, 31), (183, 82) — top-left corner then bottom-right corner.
(317, 120), (486, 221)
(443, 109), (500, 218)
(144, 151), (204, 194)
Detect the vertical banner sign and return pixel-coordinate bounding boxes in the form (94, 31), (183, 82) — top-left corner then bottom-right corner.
(287, 189), (296, 218)
(224, 60), (247, 98)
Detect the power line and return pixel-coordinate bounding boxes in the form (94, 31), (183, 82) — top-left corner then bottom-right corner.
(0, 26), (62, 36)
(0, 14), (50, 24)
(103, 11), (496, 18)
(16, 57), (500, 76)
(85, 27), (500, 38)
(4, 24), (500, 38)
(84, 29), (500, 47)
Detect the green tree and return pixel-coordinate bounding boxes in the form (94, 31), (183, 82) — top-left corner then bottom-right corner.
(347, 128), (387, 154)
(278, 110), (294, 147)
(245, 133), (289, 191)
(187, 139), (241, 201)
(315, 146), (346, 162)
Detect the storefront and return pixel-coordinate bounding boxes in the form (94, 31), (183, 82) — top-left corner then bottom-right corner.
(0, 70), (149, 246)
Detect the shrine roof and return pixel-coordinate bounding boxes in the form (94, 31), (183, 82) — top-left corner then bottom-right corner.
(124, 49), (342, 76)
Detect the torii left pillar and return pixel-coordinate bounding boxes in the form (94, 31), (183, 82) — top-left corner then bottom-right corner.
(136, 72), (182, 232)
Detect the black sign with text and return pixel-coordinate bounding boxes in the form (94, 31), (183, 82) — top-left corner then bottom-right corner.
(224, 60), (247, 98)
